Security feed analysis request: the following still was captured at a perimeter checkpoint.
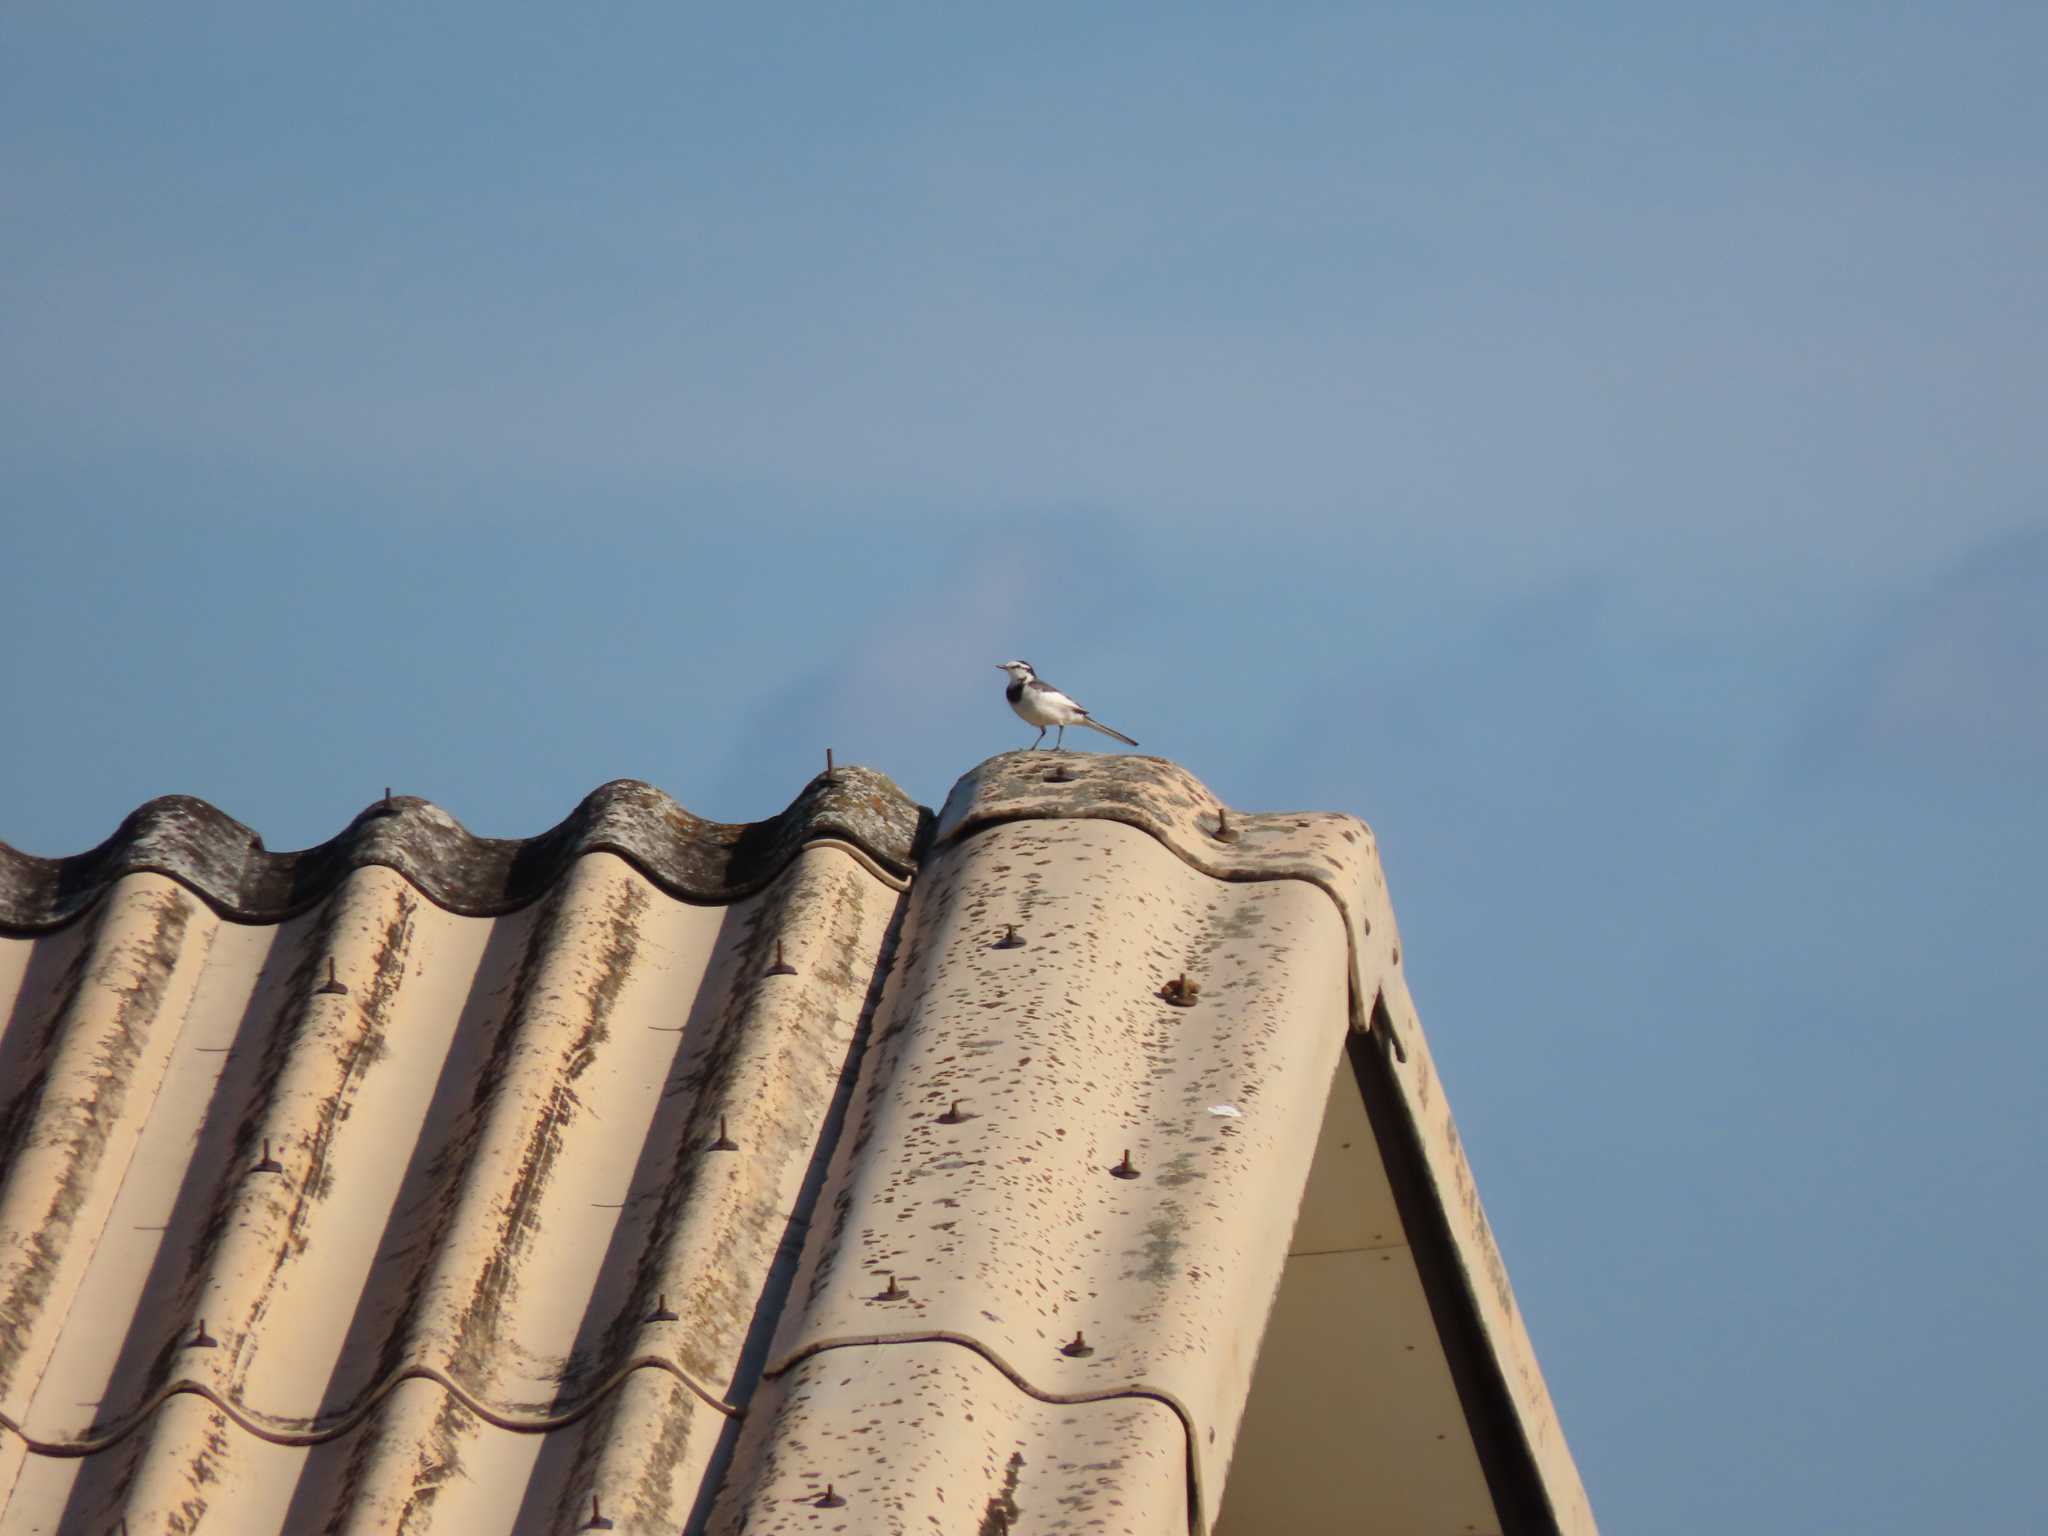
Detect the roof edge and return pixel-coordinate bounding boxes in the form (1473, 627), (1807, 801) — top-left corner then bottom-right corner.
(0, 770), (932, 933)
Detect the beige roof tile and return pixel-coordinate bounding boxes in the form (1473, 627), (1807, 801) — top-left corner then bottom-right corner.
(0, 753), (1594, 1534)
(708, 1343), (1190, 1534)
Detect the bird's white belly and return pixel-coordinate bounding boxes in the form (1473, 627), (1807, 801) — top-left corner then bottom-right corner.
(1011, 690), (1075, 727)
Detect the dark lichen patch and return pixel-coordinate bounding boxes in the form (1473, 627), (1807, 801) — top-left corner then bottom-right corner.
(0, 884), (191, 1398)
(0, 771), (930, 932)
(1152, 1150), (1207, 1190)
(834, 874), (876, 982)
(565, 875), (645, 1082)
(190, 892), (352, 1283)
(160, 1405), (232, 1535)
(393, 1390), (474, 1534)
(1204, 896), (1271, 946)
(236, 887), (421, 1394)
(357, 888), (419, 1063)
(0, 908), (102, 1182)
(316, 1355), (409, 1532)
(453, 1078), (573, 1382)
(627, 1379), (699, 1530)
(580, 851), (898, 1399)
(305, 892), (419, 1209)
(391, 881), (571, 1393)
(978, 1449), (1024, 1534)
(1136, 1204), (1187, 1285)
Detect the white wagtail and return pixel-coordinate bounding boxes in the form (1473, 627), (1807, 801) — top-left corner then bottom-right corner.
(996, 660), (1139, 751)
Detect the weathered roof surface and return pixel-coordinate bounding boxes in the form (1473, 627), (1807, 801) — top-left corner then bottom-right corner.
(0, 773), (927, 931)
(0, 753), (1595, 1535)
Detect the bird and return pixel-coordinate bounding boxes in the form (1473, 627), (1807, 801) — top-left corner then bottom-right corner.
(996, 660), (1138, 751)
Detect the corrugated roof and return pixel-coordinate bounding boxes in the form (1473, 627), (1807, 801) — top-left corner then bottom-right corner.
(0, 753), (1595, 1535)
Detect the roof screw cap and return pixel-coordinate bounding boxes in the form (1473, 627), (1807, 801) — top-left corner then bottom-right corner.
(647, 1293), (678, 1323)
(874, 1271), (907, 1301)
(936, 1099), (969, 1125)
(1044, 764), (1076, 783)
(254, 1137), (283, 1174)
(765, 940), (798, 978)
(1061, 1330), (1095, 1358)
(992, 923), (1024, 949)
(817, 1483), (847, 1508)
(315, 957), (348, 996)
(186, 1318), (217, 1349)
(1161, 973), (1200, 1007)
(1111, 1149), (1140, 1180)
(709, 1115), (738, 1152)
(1212, 806), (1240, 842)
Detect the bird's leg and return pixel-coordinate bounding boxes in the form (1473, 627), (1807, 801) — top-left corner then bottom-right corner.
(1055, 724), (1066, 750)
(1031, 727), (1047, 750)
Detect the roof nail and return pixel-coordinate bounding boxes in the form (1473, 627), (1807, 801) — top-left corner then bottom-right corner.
(316, 957), (348, 996)
(817, 1483), (847, 1508)
(825, 747), (835, 783)
(765, 940), (798, 977)
(1161, 973), (1200, 1007)
(937, 1099), (968, 1125)
(709, 1115), (738, 1152)
(254, 1137), (282, 1174)
(1111, 1149), (1140, 1180)
(1213, 806), (1239, 842)
(993, 923), (1024, 949)
(1061, 1330), (1095, 1358)
(1045, 764), (1076, 783)
(187, 1318), (217, 1349)
(585, 1491), (612, 1529)
(875, 1271), (907, 1301)
(647, 1293), (678, 1323)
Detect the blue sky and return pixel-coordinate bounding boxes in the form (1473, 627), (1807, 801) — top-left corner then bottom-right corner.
(4, 5), (2044, 1529)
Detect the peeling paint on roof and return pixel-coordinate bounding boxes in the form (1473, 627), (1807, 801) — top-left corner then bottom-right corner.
(0, 755), (1595, 1534)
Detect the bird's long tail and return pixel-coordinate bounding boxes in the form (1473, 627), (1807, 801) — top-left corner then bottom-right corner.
(1079, 717), (1138, 747)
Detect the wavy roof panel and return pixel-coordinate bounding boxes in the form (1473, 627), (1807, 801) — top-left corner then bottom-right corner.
(0, 754), (1594, 1535)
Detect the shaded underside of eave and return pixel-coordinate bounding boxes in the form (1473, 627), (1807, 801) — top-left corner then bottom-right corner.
(1220, 1052), (1503, 1535)
(0, 768), (931, 934)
